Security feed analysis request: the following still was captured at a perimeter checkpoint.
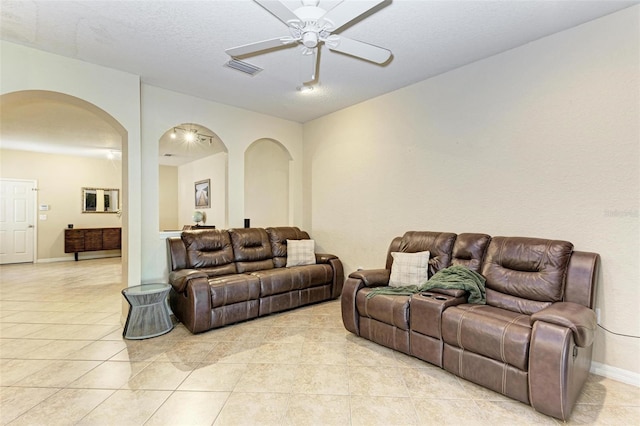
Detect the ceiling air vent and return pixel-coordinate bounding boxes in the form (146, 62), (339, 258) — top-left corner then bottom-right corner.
(225, 59), (263, 76)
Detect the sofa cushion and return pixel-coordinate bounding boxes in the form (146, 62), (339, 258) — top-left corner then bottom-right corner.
(208, 274), (261, 308)
(441, 304), (532, 371)
(389, 251), (430, 287)
(266, 227), (311, 267)
(286, 239), (316, 267)
(398, 231), (456, 276)
(229, 228), (274, 273)
(252, 264), (333, 297)
(181, 229), (237, 276)
(481, 237), (573, 315)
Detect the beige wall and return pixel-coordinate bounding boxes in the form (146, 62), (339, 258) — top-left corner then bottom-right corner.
(0, 149), (122, 260)
(177, 152), (227, 228)
(304, 7), (639, 378)
(245, 139), (291, 228)
(159, 165), (178, 231)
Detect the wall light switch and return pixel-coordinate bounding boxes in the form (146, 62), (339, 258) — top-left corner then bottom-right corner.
(39, 204), (50, 211)
(39, 214), (47, 220)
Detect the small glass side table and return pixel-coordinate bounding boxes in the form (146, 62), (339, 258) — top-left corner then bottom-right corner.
(122, 283), (173, 339)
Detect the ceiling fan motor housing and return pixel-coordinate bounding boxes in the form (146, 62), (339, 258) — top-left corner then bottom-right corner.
(294, 5), (333, 48)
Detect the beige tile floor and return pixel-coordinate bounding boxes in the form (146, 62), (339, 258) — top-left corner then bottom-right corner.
(1, 258), (638, 425)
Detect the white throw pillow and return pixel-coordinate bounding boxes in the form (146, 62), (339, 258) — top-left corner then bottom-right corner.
(389, 251), (431, 287)
(286, 239), (316, 267)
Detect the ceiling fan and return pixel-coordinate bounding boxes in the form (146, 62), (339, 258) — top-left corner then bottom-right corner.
(225, 0), (391, 84)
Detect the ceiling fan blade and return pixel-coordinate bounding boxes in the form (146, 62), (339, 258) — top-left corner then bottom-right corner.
(319, 0), (385, 32)
(327, 36), (391, 64)
(300, 48), (318, 83)
(254, 0), (301, 26)
(225, 37), (294, 57)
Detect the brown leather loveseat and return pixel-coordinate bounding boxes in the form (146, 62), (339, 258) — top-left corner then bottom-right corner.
(341, 231), (599, 421)
(168, 226), (344, 334)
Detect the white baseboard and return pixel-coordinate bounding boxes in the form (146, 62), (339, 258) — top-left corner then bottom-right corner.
(591, 361), (640, 387)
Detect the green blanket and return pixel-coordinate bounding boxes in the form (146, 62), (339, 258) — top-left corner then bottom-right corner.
(365, 265), (487, 304)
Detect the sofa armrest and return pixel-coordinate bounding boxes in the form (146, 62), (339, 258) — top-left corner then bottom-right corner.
(348, 269), (390, 288)
(315, 253), (337, 264)
(169, 269), (208, 293)
(530, 302), (596, 347)
(168, 273), (212, 334)
(312, 253), (344, 298)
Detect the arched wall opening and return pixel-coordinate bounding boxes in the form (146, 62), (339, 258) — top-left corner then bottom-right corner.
(244, 138), (292, 227)
(0, 90), (128, 264)
(158, 123), (228, 230)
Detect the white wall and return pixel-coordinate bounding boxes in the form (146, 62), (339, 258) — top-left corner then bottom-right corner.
(0, 41), (141, 288)
(304, 7), (639, 377)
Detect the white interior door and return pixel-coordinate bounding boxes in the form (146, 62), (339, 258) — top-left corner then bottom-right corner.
(0, 179), (36, 264)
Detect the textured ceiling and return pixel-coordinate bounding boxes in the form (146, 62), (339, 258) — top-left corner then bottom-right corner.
(0, 0), (637, 160)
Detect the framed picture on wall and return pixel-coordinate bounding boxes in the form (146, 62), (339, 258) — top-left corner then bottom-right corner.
(194, 179), (210, 208)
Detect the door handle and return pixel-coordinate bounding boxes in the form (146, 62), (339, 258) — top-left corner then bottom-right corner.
(28, 225), (34, 228)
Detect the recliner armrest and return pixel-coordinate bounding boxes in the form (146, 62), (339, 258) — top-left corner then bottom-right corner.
(169, 269), (208, 293)
(426, 288), (467, 298)
(530, 302), (596, 347)
(348, 269), (390, 288)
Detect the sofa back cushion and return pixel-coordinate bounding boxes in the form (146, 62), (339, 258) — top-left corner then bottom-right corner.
(451, 233), (491, 272)
(481, 236), (573, 314)
(393, 231), (456, 277)
(229, 228), (275, 273)
(181, 229), (237, 276)
(266, 227), (311, 268)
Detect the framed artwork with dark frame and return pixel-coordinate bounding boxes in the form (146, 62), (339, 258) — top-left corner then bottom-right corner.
(194, 179), (210, 208)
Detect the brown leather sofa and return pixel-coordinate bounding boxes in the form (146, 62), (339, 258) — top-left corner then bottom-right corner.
(341, 231), (599, 421)
(168, 226), (344, 334)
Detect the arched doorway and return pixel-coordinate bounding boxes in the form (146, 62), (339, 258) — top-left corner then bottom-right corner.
(244, 138), (292, 227)
(0, 90), (127, 263)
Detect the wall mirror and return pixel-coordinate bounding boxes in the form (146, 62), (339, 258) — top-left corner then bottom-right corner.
(82, 187), (120, 213)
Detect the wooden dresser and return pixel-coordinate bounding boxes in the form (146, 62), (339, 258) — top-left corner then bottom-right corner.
(64, 227), (121, 261)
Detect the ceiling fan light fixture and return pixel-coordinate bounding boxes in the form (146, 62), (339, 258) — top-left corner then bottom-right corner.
(302, 31), (318, 48)
(296, 85), (314, 93)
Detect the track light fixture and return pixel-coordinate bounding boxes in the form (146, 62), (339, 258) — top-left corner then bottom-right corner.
(170, 127), (214, 145)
